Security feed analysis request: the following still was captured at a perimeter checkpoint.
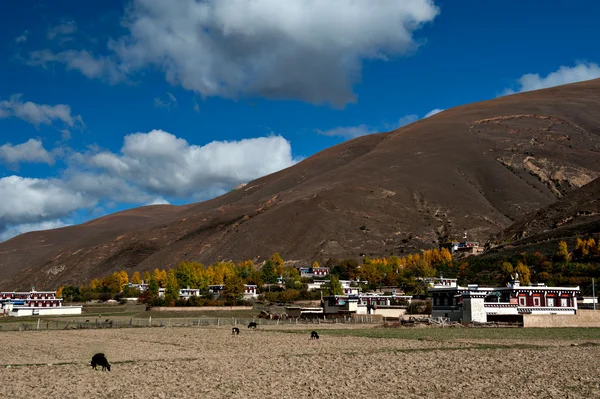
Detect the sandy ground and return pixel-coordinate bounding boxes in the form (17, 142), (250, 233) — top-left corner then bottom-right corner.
(1, 326), (599, 399)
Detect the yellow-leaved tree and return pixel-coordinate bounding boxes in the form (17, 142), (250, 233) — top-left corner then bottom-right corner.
(131, 271), (141, 285)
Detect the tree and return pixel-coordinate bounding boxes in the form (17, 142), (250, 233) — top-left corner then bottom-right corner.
(312, 260), (320, 269)
(55, 286), (64, 298)
(556, 241), (571, 263)
(261, 260), (278, 284)
(101, 272), (121, 293)
(325, 276), (344, 295)
(514, 262), (531, 286)
(501, 261), (514, 283)
(164, 269), (180, 304)
(131, 271), (142, 285)
(90, 278), (100, 291)
(152, 268), (167, 287)
(118, 270), (129, 291)
(175, 262), (195, 288)
(141, 277), (159, 305)
(143, 271), (151, 283)
(223, 274), (245, 302)
(271, 253), (285, 276)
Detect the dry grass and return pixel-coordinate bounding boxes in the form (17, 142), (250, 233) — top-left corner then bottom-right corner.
(1, 326), (599, 398)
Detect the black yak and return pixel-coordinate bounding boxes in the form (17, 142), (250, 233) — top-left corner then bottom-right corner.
(232, 327), (240, 335)
(248, 322), (257, 329)
(310, 331), (319, 340)
(90, 353), (111, 371)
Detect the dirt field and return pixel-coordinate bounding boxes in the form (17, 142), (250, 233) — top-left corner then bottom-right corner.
(1, 326), (599, 398)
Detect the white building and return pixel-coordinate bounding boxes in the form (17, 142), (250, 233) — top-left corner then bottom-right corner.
(430, 278), (580, 323)
(1, 289), (82, 317)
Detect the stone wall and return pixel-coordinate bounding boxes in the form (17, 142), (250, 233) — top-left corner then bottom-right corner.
(148, 306), (253, 312)
(523, 310), (600, 328)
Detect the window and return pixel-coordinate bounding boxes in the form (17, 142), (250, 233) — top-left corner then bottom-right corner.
(443, 297), (448, 306)
(519, 296), (526, 306)
(547, 297), (554, 307)
(533, 297), (540, 307)
(561, 298), (568, 307)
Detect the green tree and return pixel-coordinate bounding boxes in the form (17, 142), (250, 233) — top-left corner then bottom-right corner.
(223, 274), (245, 302)
(175, 262), (195, 288)
(142, 271), (151, 283)
(141, 277), (159, 305)
(325, 276), (344, 295)
(261, 260), (278, 284)
(164, 269), (180, 304)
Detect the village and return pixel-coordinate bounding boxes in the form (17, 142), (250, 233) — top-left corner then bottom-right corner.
(2, 261), (597, 328)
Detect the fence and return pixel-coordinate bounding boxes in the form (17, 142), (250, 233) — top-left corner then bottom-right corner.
(0, 315), (382, 332)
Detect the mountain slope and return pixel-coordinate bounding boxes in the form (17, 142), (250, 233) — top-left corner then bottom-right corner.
(486, 178), (600, 256)
(2, 79), (600, 290)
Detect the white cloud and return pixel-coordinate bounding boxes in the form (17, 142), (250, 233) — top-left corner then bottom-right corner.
(15, 30), (29, 43)
(145, 197), (170, 206)
(86, 129), (299, 197)
(28, 50), (124, 83)
(316, 124), (374, 139)
(503, 62), (600, 95)
(424, 108), (443, 118)
(0, 220), (68, 242)
(154, 92), (177, 109)
(47, 20), (77, 41)
(319, 111), (427, 139)
(28, 0), (439, 107)
(0, 130), (298, 240)
(0, 139), (54, 166)
(0, 94), (84, 127)
(0, 176), (93, 227)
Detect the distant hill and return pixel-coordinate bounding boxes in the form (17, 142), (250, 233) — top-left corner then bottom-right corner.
(486, 178), (600, 257)
(1, 79), (600, 290)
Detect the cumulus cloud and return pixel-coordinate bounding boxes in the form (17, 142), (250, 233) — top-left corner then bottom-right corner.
(0, 94), (84, 127)
(0, 220), (68, 242)
(86, 129), (298, 197)
(424, 108), (443, 117)
(0, 176), (93, 228)
(0, 139), (54, 166)
(503, 62), (600, 95)
(0, 130), (298, 240)
(28, 0), (439, 107)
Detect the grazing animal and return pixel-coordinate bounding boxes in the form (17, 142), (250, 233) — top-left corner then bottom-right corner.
(85, 320), (90, 322)
(310, 331), (319, 340)
(248, 322), (257, 329)
(232, 327), (240, 335)
(90, 353), (111, 371)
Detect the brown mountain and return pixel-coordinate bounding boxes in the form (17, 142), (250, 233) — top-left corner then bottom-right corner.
(2, 79), (600, 290)
(486, 177), (600, 257)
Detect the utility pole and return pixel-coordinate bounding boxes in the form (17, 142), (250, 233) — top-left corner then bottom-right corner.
(593, 278), (597, 311)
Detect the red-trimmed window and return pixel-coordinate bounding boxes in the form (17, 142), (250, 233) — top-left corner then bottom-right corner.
(519, 296), (526, 306)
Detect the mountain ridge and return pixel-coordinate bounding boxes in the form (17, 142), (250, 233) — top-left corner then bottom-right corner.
(1, 79), (600, 290)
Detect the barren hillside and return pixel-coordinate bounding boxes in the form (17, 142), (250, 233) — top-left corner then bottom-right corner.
(1, 79), (600, 290)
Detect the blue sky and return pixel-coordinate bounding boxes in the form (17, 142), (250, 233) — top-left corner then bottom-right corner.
(1, 0), (599, 241)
